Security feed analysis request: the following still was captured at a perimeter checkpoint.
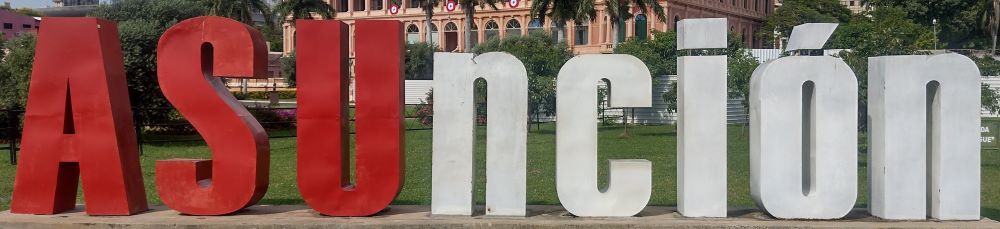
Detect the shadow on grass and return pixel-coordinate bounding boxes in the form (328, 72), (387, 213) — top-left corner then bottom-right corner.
(983, 207), (1000, 221)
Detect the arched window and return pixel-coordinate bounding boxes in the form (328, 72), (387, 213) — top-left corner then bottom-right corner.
(634, 14), (648, 40)
(485, 20), (500, 41)
(505, 19), (522, 37)
(444, 22), (459, 51)
(429, 23), (439, 45)
(528, 18), (544, 35)
(574, 21), (588, 45)
(406, 24), (420, 44)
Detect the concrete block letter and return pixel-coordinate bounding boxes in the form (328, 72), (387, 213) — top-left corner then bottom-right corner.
(155, 16), (270, 216)
(556, 55), (652, 217)
(11, 18), (147, 216)
(749, 23), (858, 219)
(676, 18), (728, 218)
(868, 54), (981, 220)
(296, 20), (405, 216)
(432, 52), (528, 216)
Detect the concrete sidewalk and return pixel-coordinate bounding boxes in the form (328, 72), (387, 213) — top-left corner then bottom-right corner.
(0, 205), (997, 228)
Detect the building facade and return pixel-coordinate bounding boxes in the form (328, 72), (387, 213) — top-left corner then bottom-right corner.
(0, 10), (38, 40)
(840, 0), (870, 14)
(282, 0), (772, 56)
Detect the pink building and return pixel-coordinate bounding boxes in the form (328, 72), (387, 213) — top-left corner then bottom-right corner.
(0, 10), (38, 40)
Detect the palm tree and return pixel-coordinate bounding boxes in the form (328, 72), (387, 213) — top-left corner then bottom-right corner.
(415, 0), (441, 45)
(458, 0), (499, 51)
(274, 0), (335, 21)
(604, 0), (666, 45)
(530, 0), (596, 43)
(983, 0), (1000, 55)
(207, 0), (274, 26)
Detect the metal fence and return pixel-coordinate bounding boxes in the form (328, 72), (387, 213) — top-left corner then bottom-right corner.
(0, 105), (433, 165)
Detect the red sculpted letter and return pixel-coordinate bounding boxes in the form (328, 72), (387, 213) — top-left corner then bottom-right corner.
(11, 18), (147, 215)
(296, 20), (404, 216)
(154, 16), (269, 215)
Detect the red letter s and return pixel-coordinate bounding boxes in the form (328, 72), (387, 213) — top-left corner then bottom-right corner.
(154, 16), (269, 216)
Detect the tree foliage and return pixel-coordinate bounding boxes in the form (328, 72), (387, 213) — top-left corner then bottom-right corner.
(274, 0), (334, 20)
(831, 6), (932, 130)
(0, 35), (35, 109)
(616, 31), (759, 113)
(405, 42), (437, 80)
(758, 0), (851, 48)
(90, 0), (207, 124)
(472, 32), (573, 117)
(865, 0), (991, 49)
(281, 52), (296, 87)
(206, 0), (272, 26)
(530, 0), (595, 43)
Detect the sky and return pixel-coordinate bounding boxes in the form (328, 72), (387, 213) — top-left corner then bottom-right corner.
(8, 0), (110, 9)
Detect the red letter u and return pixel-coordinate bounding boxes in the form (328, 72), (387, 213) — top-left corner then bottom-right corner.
(296, 20), (404, 216)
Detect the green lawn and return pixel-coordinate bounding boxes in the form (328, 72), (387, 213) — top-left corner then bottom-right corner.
(0, 123), (998, 220)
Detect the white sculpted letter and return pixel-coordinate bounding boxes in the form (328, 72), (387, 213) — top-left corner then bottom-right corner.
(868, 54), (981, 220)
(556, 55), (652, 217)
(676, 18), (728, 218)
(749, 23), (858, 219)
(431, 52), (528, 216)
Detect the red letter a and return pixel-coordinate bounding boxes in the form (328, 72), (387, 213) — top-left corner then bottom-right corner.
(10, 18), (148, 215)
(296, 20), (404, 216)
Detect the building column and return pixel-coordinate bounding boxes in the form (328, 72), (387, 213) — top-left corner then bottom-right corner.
(499, 17), (506, 39)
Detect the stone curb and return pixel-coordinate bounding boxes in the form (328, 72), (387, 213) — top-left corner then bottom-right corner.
(0, 205), (997, 228)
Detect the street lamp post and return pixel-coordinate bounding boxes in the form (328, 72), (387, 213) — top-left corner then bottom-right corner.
(932, 19), (938, 50)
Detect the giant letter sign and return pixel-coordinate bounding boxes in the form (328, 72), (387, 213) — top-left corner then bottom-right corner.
(749, 24), (857, 219)
(676, 18), (728, 218)
(297, 20), (405, 216)
(432, 52), (528, 216)
(155, 16), (270, 216)
(868, 54), (981, 220)
(556, 55), (652, 217)
(10, 18), (148, 216)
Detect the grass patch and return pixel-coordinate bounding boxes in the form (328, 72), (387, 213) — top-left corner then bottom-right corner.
(0, 123), (997, 220)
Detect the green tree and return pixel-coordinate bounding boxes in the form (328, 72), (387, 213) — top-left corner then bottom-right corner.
(405, 42), (438, 80)
(281, 52), (296, 87)
(472, 32), (573, 119)
(865, 0), (990, 49)
(274, 0), (334, 21)
(530, 0), (595, 43)
(758, 0), (851, 48)
(206, 0), (273, 26)
(205, 0), (282, 51)
(832, 6), (932, 130)
(615, 31), (758, 113)
(0, 35), (34, 110)
(90, 0), (207, 124)
(604, 0), (666, 44)
(458, 0), (499, 50)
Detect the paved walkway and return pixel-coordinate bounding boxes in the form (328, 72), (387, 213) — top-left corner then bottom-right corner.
(1, 205), (997, 228)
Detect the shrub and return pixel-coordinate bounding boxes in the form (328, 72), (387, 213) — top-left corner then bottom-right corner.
(232, 90), (297, 100)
